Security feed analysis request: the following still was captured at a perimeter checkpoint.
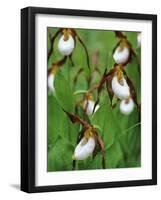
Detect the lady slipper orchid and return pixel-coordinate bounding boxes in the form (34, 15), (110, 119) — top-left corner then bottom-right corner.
(47, 57), (67, 92)
(48, 28), (90, 69)
(48, 73), (55, 92)
(83, 99), (99, 115)
(63, 111), (106, 168)
(112, 31), (137, 66)
(73, 129), (95, 160)
(111, 72), (130, 100)
(113, 45), (130, 65)
(73, 137), (95, 160)
(83, 93), (99, 115)
(48, 65), (59, 92)
(58, 32), (75, 56)
(137, 33), (141, 48)
(120, 97), (134, 115)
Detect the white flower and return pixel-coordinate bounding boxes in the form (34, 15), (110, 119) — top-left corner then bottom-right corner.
(83, 100), (99, 115)
(111, 76), (130, 100)
(120, 98), (134, 115)
(73, 137), (95, 160)
(113, 46), (130, 65)
(58, 35), (74, 56)
(48, 73), (55, 92)
(137, 33), (141, 48)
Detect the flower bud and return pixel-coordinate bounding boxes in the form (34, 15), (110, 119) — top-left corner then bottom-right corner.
(111, 76), (130, 100)
(120, 98), (134, 115)
(73, 137), (95, 160)
(137, 33), (141, 48)
(83, 100), (99, 115)
(113, 46), (130, 65)
(58, 35), (74, 56)
(48, 73), (55, 92)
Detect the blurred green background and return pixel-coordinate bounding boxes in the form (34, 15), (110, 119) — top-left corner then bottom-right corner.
(47, 28), (141, 171)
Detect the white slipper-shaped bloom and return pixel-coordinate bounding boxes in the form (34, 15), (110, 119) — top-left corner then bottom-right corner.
(83, 100), (100, 115)
(58, 34), (75, 56)
(73, 137), (95, 160)
(113, 46), (130, 65)
(111, 76), (130, 100)
(48, 73), (55, 92)
(120, 98), (134, 115)
(137, 33), (141, 48)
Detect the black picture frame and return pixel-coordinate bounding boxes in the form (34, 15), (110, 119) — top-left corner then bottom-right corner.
(21, 6), (157, 193)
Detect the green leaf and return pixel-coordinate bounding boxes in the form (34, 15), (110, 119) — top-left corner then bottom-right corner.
(74, 90), (88, 95)
(91, 98), (119, 149)
(48, 137), (74, 171)
(67, 120), (80, 144)
(77, 153), (103, 170)
(106, 123), (141, 168)
(117, 123), (141, 167)
(55, 70), (74, 112)
(48, 95), (69, 148)
(106, 141), (124, 168)
(112, 104), (139, 135)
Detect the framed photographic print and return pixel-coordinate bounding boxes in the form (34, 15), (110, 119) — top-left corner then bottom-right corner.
(21, 7), (157, 193)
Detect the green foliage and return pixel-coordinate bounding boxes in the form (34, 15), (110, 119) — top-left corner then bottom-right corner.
(92, 98), (118, 149)
(48, 136), (74, 171)
(76, 153), (103, 170)
(47, 28), (141, 171)
(48, 95), (68, 148)
(54, 70), (74, 112)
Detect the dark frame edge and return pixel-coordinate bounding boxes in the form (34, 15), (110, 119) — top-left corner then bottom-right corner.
(21, 7), (29, 192)
(23, 6), (157, 20)
(21, 7), (36, 193)
(152, 15), (157, 185)
(31, 179), (154, 193)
